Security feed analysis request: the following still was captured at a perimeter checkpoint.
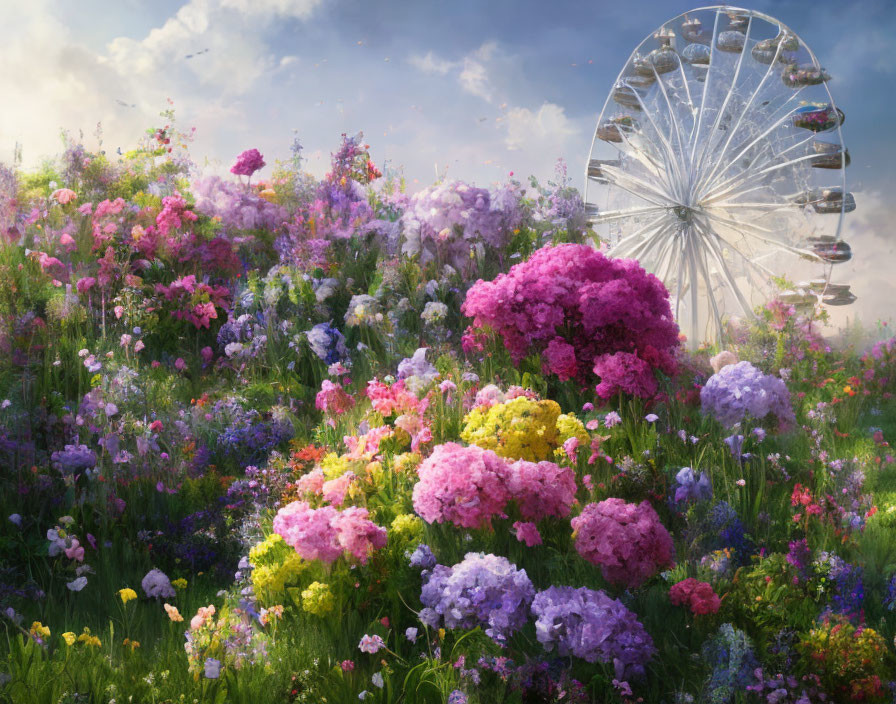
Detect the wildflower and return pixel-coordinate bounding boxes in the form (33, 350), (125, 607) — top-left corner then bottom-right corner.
(204, 658), (222, 679)
(164, 604), (183, 622)
(371, 672), (384, 688)
(61, 632), (76, 646)
(118, 588), (138, 604)
(230, 148), (266, 177)
(512, 521), (543, 547)
(358, 634), (385, 654)
(301, 582), (335, 616)
(30, 622), (50, 640)
(142, 568), (176, 599)
(341, 660), (355, 672)
(603, 411), (622, 427)
(405, 627), (418, 642)
(67, 576), (88, 592)
(77, 628), (101, 647)
(669, 578), (721, 615)
(645, 413), (659, 423)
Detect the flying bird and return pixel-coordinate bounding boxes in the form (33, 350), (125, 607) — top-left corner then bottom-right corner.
(115, 99), (136, 108)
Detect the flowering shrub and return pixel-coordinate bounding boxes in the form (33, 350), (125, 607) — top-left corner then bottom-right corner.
(400, 180), (526, 270)
(530, 585), (655, 679)
(462, 244), (679, 398)
(461, 396), (562, 461)
(412, 443), (511, 529)
(570, 498), (675, 588)
(505, 459), (577, 521)
(700, 361), (795, 428)
(669, 578), (721, 615)
(272, 500), (386, 565)
(419, 552), (534, 643)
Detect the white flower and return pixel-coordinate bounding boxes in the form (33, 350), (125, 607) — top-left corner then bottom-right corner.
(67, 576), (88, 592)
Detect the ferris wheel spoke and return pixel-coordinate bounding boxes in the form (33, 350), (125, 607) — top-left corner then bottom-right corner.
(703, 92), (812, 189)
(692, 15), (755, 180)
(601, 166), (677, 206)
(692, 218), (757, 317)
(589, 204), (670, 225)
(628, 84), (688, 191)
(620, 219), (679, 261)
(688, 9), (724, 163)
(607, 213), (668, 253)
(702, 151), (823, 205)
(703, 210), (819, 260)
(692, 230), (725, 340)
(700, 132), (818, 202)
(651, 64), (690, 175)
(697, 34), (797, 193)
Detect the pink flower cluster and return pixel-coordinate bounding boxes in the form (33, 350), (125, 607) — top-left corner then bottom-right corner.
(412, 443), (577, 529)
(155, 194), (197, 238)
(462, 244), (679, 399)
(315, 380), (355, 415)
(272, 500), (386, 564)
(230, 148), (266, 177)
(154, 274), (230, 329)
(570, 498), (675, 588)
(366, 378), (422, 416)
(669, 578), (721, 615)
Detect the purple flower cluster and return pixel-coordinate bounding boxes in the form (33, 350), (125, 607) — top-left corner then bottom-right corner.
(419, 552), (534, 643)
(462, 244), (679, 398)
(50, 444), (97, 475)
(530, 585), (655, 680)
(673, 467), (711, 504)
(400, 180), (526, 270)
(700, 361), (795, 429)
(305, 323), (348, 365)
(192, 175), (286, 233)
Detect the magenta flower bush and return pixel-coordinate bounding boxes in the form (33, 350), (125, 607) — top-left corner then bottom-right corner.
(571, 498), (675, 588)
(461, 244), (680, 399)
(506, 459), (577, 521)
(230, 148), (266, 177)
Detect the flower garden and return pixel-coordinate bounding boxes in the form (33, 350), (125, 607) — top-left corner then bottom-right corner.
(1, 118), (896, 704)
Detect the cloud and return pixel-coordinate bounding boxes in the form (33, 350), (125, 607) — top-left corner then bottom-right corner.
(409, 51), (456, 75)
(504, 102), (578, 151)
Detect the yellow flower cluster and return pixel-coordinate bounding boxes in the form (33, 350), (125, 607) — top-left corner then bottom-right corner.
(118, 588), (138, 604)
(30, 622), (50, 640)
(393, 452), (422, 474)
(249, 533), (308, 605)
(77, 627), (101, 648)
(300, 582), (335, 616)
(172, 578), (188, 590)
(390, 514), (424, 544)
(554, 413), (589, 461)
(321, 452), (352, 480)
(461, 397), (562, 462)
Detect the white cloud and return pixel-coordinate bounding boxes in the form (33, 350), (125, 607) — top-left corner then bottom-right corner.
(409, 51), (456, 75)
(504, 102), (578, 151)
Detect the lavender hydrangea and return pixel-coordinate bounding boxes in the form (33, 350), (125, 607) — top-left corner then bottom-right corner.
(700, 361), (794, 429)
(305, 323), (349, 365)
(530, 586), (655, 680)
(419, 552), (534, 644)
(51, 444), (97, 475)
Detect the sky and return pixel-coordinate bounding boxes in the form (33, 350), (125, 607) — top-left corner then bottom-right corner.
(1, 0), (894, 328)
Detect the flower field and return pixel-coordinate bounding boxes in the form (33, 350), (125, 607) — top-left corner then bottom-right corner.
(2, 121), (896, 704)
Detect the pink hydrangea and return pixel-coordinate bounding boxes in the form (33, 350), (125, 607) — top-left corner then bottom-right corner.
(322, 471), (356, 506)
(462, 244), (679, 399)
(316, 379), (355, 415)
(230, 148), (266, 177)
(272, 501), (343, 563)
(366, 378), (421, 416)
(331, 506), (387, 564)
(295, 466), (325, 495)
(506, 459), (577, 521)
(412, 443), (511, 529)
(513, 521), (542, 547)
(272, 500), (386, 565)
(570, 498), (674, 588)
(669, 578), (721, 615)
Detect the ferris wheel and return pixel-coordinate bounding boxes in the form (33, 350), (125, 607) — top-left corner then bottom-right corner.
(584, 6), (855, 347)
